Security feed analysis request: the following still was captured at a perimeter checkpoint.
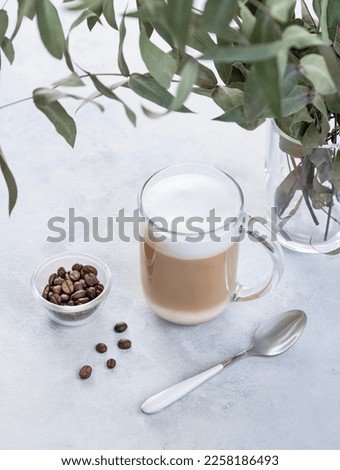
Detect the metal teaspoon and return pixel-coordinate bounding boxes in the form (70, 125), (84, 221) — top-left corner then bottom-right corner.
(141, 309), (307, 414)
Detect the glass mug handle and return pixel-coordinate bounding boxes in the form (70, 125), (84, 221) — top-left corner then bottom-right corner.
(232, 213), (284, 302)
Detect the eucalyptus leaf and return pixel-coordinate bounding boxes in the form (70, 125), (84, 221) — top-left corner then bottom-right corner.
(69, 9), (99, 32)
(1, 37), (14, 64)
(201, 41), (282, 63)
(212, 86), (244, 112)
(0, 146), (18, 216)
(214, 105), (264, 130)
(170, 61), (198, 111)
(11, 0), (37, 40)
(266, 0), (296, 23)
(139, 24), (177, 89)
(0, 10), (8, 46)
(282, 25), (325, 49)
(118, 15), (129, 77)
(165, 0), (192, 51)
(103, 0), (117, 30)
(326, 0), (340, 41)
(239, 4), (256, 38)
(274, 166), (301, 217)
(317, 46), (340, 96)
(253, 58), (281, 117)
(282, 86), (311, 117)
(203, 0), (238, 33)
(333, 149), (340, 190)
(53, 73), (85, 87)
(129, 73), (191, 112)
(33, 92), (76, 147)
(36, 0), (65, 59)
(300, 54), (337, 95)
(178, 54), (217, 87)
(301, 0), (317, 27)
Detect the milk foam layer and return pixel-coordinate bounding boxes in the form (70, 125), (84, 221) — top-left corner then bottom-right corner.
(141, 173), (242, 260)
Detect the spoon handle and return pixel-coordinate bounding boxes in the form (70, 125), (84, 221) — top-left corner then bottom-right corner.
(141, 364), (223, 414)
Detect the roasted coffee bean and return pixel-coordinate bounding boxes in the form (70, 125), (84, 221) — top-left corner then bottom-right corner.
(62, 279), (74, 295)
(61, 294), (70, 302)
(42, 285), (50, 299)
(57, 267), (66, 278)
(86, 287), (96, 300)
(65, 272), (71, 281)
(79, 365), (92, 380)
(67, 300), (75, 306)
(117, 338), (131, 350)
(114, 321), (128, 333)
(95, 343), (107, 353)
(52, 285), (62, 295)
(53, 276), (64, 286)
(95, 284), (104, 295)
(48, 291), (54, 300)
(50, 293), (61, 305)
(69, 269), (81, 282)
(72, 263), (83, 271)
(71, 289), (87, 301)
(84, 265), (98, 275)
(74, 280), (85, 291)
(85, 273), (98, 287)
(77, 297), (90, 304)
(48, 273), (57, 286)
(106, 358), (116, 369)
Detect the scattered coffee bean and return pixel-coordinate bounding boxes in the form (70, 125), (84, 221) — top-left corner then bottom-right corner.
(53, 277), (64, 286)
(118, 338), (131, 350)
(69, 270), (81, 282)
(72, 263), (83, 271)
(52, 285), (62, 295)
(95, 343), (107, 353)
(50, 293), (61, 305)
(79, 365), (92, 380)
(114, 321), (128, 333)
(57, 267), (66, 278)
(106, 358), (116, 369)
(62, 279), (74, 295)
(42, 261), (105, 307)
(42, 285), (50, 299)
(85, 273), (98, 287)
(48, 273), (57, 286)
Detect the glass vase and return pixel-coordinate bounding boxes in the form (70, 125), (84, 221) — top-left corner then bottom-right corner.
(265, 120), (340, 254)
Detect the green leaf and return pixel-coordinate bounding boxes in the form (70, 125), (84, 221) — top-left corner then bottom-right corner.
(239, 4), (256, 38)
(201, 41), (282, 63)
(87, 3), (103, 31)
(0, 146), (18, 216)
(1, 37), (14, 64)
(327, 0), (340, 41)
(282, 25), (326, 49)
(69, 9), (99, 32)
(33, 89), (77, 147)
(253, 58), (281, 117)
(178, 54), (217, 87)
(139, 24), (177, 89)
(88, 75), (136, 126)
(333, 149), (340, 190)
(76, 79), (127, 112)
(266, 0), (296, 22)
(118, 15), (129, 77)
(129, 73), (191, 112)
(0, 10), (8, 46)
(212, 86), (244, 112)
(282, 86), (311, 117)
(165, 0), (192, 51)
(317, 45), (340, 96)
(274, 166), (301, 217)
(300, 53), (336, 95)
(301, 0), (317, 27)
(203, 0), (238, 33)
(170, 61), (198, 111)
(103, 0), (117, 30)
(53, 73), (85, 87)
(214, 105), (264, 130)
(244, 65), (270, 121)
(36, 0), (65, 59)
(289, 107), (314, 136)
(11, 0), (37, 40)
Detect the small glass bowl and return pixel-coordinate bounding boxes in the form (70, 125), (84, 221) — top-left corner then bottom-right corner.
(31, 252), (112, 326)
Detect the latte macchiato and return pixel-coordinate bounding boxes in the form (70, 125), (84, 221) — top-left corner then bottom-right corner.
(139, 170), (241, 324)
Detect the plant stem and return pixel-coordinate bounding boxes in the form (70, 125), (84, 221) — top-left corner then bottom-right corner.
(0, 96), (33, 110)
(324, 187), (333, 241)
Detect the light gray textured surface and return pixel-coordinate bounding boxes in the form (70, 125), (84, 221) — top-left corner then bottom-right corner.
(0, 3), (339, 450)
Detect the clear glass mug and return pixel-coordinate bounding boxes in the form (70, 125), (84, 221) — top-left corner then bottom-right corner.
(138, 164), (284, 325)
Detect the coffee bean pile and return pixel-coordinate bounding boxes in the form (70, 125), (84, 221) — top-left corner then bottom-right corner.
(42, 264), (104, 306)
(79, 321), (132, 380)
